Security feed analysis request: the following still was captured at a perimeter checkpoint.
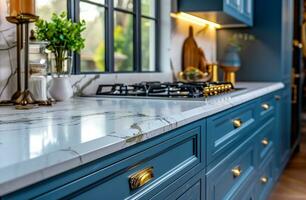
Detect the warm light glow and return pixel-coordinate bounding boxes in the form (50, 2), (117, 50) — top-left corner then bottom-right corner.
(170, 12), (222, 29)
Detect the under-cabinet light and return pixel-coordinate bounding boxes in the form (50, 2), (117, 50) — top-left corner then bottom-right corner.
(170, 12), (222, 29)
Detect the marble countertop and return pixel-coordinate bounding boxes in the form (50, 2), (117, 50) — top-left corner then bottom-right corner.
(0, 82), (284, 196)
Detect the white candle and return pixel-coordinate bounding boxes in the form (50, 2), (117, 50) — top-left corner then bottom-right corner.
(29, 76), (47, 101)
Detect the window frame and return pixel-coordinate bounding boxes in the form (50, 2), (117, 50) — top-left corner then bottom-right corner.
(71, 0), (160, 74)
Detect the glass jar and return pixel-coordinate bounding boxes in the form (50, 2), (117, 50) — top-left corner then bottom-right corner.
(49, 48), (73, 77)
(28, 41), (49, 101)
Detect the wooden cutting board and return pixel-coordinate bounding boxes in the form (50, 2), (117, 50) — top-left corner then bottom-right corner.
(182, 26), (207, 72)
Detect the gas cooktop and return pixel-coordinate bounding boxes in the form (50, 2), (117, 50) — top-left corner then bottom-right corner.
(95, 81), (236, 99)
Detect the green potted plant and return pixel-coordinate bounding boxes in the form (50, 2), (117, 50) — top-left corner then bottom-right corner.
(35, 12), (86, 101)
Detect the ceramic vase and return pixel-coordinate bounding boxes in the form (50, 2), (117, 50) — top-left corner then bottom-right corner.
(49, 77), (73, 101)
(220, 45), (241, 85)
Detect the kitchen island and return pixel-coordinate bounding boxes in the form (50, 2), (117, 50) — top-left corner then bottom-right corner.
(0, 82), (288, 199)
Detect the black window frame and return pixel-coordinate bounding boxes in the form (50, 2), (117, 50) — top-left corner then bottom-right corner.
(71, 0), (160, 74)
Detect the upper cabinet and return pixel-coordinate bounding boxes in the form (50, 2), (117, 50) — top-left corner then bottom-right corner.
(177, 0), (254, 27)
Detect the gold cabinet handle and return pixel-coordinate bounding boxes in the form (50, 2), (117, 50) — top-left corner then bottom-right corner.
(261, 138), (269, 146)
(233, 119), (243, 128)
(261, 103), (270, 111)
(231, 166), (242, 178)
(129, 167), (154, 190)
(260, 176), (269, 184)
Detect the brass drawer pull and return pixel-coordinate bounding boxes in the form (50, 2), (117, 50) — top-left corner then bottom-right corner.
(260, 176), (269, 184)
(233, 119), (243, 128)
(261, 138), (270, 146)
(129, 167), (154, 190)
(231, 166), (242, 178)
(261, 103), (270, 111)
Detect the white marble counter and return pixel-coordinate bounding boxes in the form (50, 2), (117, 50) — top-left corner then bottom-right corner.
(0, 82), (284, 196)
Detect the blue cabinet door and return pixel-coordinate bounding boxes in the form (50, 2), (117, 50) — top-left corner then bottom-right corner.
(225, 0), (241, 11)
(241, 0), (254, 25)
(275, 89), (291, 178)
(224, 0), (253, 26)
(279, 89), (291, 167)
(178, 0), (253, 26)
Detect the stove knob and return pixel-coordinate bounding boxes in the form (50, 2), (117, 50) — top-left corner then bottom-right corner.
(220, 85), (225, 92)
(213, 87), (218, 95)
(226, 85), (231, 91)
(204, 88), (210, 97)
(209, 87), (214, 96)
(228, 84), (233, 90)
(216, 86), (220, 93)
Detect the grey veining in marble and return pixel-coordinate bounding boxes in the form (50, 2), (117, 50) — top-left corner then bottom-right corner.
(0, 82), (283, 196)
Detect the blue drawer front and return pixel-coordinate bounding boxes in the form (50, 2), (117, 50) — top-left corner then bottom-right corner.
(164, 171), (205, 200)
(39, 128), (203, 200)
(256, 153), (275, 200)
(206, 133), (257, 200)
(4, 120), (205, 200)
(256, 117), (275, 162)
(207, 101), (257, 164)
(256, 94), (276, 120)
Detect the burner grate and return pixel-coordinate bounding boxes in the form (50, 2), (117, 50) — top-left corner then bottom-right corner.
(96, 81), (234, 98)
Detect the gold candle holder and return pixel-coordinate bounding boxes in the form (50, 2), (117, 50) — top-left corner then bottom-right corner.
(221, 66), (240, 86)
(208, 63), (219, 82)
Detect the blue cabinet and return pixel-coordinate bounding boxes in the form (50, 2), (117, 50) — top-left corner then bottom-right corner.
(177, 0), (254, 27)
(2, 90), (290, 200)
(224, 0), (254, 26)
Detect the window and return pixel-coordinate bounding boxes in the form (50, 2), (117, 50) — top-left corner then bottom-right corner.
(76, 0), (160, 73)
(35, 0), (160, 74)
(79, 1), (106, 72)
(36, 0), (160, 74)
(36, 0), (67, 20)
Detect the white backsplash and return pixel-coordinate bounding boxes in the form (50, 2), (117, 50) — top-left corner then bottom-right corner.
(0, 0), (216, 100)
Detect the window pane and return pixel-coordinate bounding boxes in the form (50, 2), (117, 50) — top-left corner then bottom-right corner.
(80, 2), (106, 72)
(114, 0), (133, 11)
(36, 0), (67, 20)
(142, 18), (156, 71)
(141, 0), (155, 17)
(114, 11), (134, 72)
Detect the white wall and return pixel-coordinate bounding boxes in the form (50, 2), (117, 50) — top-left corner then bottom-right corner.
(0, 0), (216, 99)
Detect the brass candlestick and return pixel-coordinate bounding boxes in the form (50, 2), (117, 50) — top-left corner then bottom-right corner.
(208, 63), (219, 82)
(0, 13), (53, 109)
(221, 66), (240, 86)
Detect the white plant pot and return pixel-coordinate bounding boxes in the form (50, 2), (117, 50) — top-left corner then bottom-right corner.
(49, 77), (73, 101)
